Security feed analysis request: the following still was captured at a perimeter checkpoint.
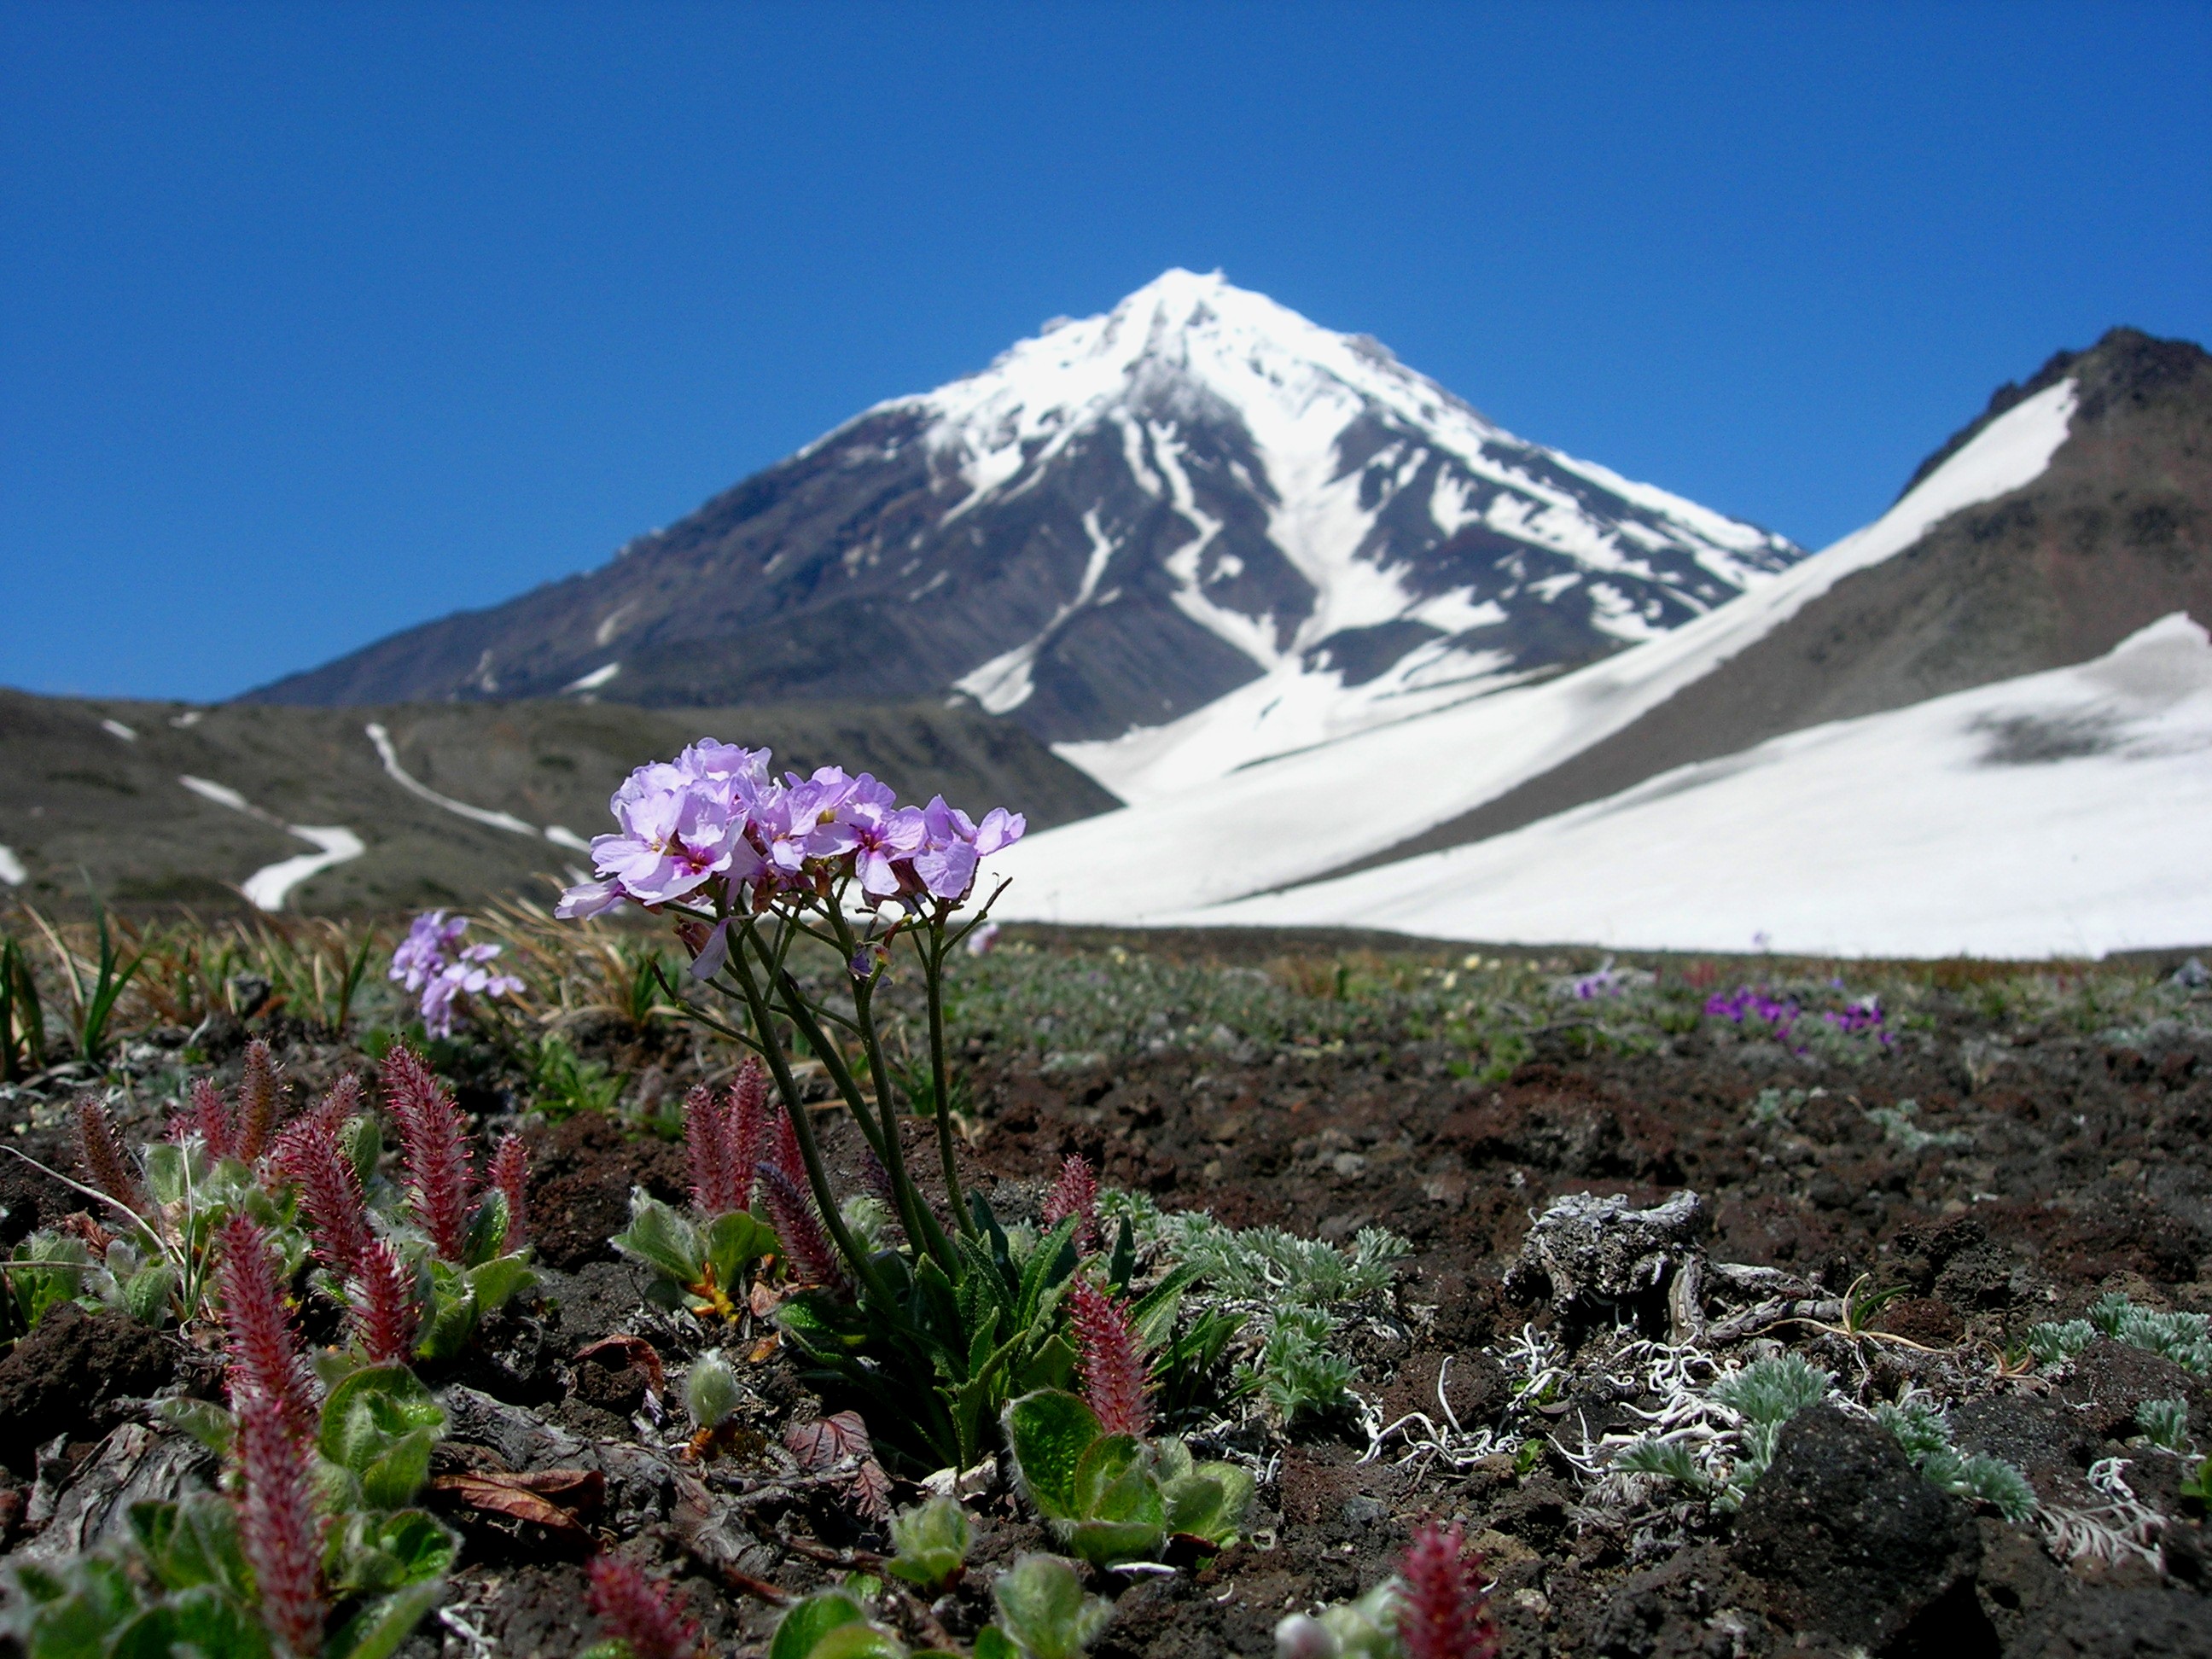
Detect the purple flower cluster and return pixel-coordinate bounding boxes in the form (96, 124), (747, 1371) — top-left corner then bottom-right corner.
(555, 740), (1026, 922)
(1704, 985), (1895, 1051)
(389, 911), (524, 1037)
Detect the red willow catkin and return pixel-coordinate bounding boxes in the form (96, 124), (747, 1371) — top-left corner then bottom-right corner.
(73, 1096), (146, 1215)
(585, 1555), (700, 1659)
(380, 1044), (471, 1261)
(215, 1215), (327, 1656)
(1042, 1153), (1100, 1251)
(1068, 1274), (1151, 1437)
(349, 1238), (418, 1365)
(1395, 1520), (1499, 1659)
(489, 1132), (530, 1249)
(683, 1082), (731, 1216)
(268, 1118), (370, 1282)
(179, 1074), (237, 1160)
(758, 1163), (849, 1295)
(234, 1039), (285, 1164)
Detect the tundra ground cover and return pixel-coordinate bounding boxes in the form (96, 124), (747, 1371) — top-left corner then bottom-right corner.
(0, 888), (2208, 1656)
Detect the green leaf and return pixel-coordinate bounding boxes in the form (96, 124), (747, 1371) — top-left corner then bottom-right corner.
(463, 1190), (509, 1267)
(415, 1263), (480, 1362)
(120, 1261), (175, 1325)
(329, 1580), (445, 1659)
(805, 1621), (911, 1659)
(142, 1142), (190, 1208)
(1017, 1335), (1077, 1396)
(612, 1192), (705, 1284)
(468, 1252), (535, 1315)
(705, 1208), (778, 1287)
(118, 1586), (269, 1659)
(1017, 1218), (1080, 1327)
(156, 1397), (236, 1459)
(319, 1363), (446, 1509)
(1128, 1266), (1201, 1351)
(886, 1494), (971, 1590)
(329, 1509), (460, 1595)
(974, 1627), (1022, 1659)
(1003, 1391), (1102, 1520)
(343, 1114), (382, 1185)
(768, 1591), (869, 1659)
(1106, 1216), (1136, 1294)
(991, 1555), (1111, 1659)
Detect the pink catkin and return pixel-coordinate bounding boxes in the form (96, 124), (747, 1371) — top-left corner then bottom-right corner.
(309, 1074), (361, 1137)
(724, 1058), (771, 1210)
(236, 1039), (285, 1164)
(349, 1238), (418, 1365)
(489, 1133), (529, 1249)
(1041, 1154), (1100, 1252)
(758, 1163), (848, 1295)
(381, 1045), (471, 1260)
(683, 1083), (731, 1215)
(1395, 1521), (1498, 1659)
(585, 1555), (699, 1659)
(1068, 1274), (1150, 1438)
(215, 1216), (320, 1466)
(74, 1097), (146, 1215)
(269, 1119), (370, 1282)
(181, 1075), (236, 1161)
(233, 1390), (329, 1656)
(767, 1098), (807, 1190)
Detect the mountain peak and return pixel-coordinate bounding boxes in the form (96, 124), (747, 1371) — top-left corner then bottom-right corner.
(247, 274), (1806, 765)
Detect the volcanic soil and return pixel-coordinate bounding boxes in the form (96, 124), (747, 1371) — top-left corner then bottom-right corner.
(3, 949), (2210, 1657)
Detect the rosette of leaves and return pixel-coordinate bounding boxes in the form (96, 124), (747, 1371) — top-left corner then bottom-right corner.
(885, 1495), (972, 1592)
(9, 1364), (457, 1659)
(1003, 1389), (1254, 1567)
(776, 1206), (1086, 1473)
(613, 1189), (777, 1320)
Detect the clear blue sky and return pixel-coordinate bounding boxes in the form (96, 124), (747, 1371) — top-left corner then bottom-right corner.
(4, 2), (2207, 701)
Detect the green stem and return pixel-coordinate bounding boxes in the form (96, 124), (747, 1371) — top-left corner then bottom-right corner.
(720, 923), (890, 1302)
(829, 909), (959, 1272)
(923, 917), (973, 1235)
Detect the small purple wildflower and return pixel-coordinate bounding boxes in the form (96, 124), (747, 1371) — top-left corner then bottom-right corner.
(389, 912), (524, 1038)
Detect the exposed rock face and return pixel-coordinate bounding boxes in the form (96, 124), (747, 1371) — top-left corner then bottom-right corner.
(246, 271), (1802, 748)
(1734, 1405), (1988, 1655)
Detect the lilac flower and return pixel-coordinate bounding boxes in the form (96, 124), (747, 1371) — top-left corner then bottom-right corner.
(965, 921), (1001, 958)
(808, 776), (928, 897)
(911, 796), (1026, 901)
(391, 911), (468, 993)
(389, 912), (524, 1037)
(590, 761), (765, 905)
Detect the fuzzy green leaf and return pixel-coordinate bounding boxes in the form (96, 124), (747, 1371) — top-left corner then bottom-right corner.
(1004, 1391), (1102, 1520)
(769, 1592), (870, 1659)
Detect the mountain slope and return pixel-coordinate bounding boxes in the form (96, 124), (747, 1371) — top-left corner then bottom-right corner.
(247, 271), (1801, 754)
(989, 370), (2088, 923)
(1324, 328), (2212, 874)
(1202, 613), (2212, 957)
(0, 695), (1113, 913)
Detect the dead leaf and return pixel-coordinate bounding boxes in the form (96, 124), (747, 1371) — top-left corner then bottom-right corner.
(573, 1334), (666, 1399)
(431, 1469), (605, 1544)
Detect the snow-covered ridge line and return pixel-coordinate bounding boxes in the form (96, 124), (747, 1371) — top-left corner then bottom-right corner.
(1200, 612), (2212, 958)
(990, 377), (2081, 923)
(176, 774), (364, 911)
(364, 722), (593, 851)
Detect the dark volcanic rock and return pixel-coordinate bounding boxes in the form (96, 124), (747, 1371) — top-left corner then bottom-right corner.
(1734, 1405), (1991, 1655)
(0, 1304), (175, 1477)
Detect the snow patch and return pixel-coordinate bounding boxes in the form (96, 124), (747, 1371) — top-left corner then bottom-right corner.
(998, 378), (2081, 917)
(564, 661), (620, 693)
(241, 828), (365, 913)
(955, 507), (1120, 713)
(0, 845), (24, 886)
(101, 719), (137, 742)
(1202, 614), (2212, 958)
(366, 722), (544, 838)
(177, 774), (364, 911)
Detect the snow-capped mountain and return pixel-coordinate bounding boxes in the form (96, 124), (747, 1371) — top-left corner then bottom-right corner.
(992, 325), (2212, 954)
(249, 270), (1802, 758)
